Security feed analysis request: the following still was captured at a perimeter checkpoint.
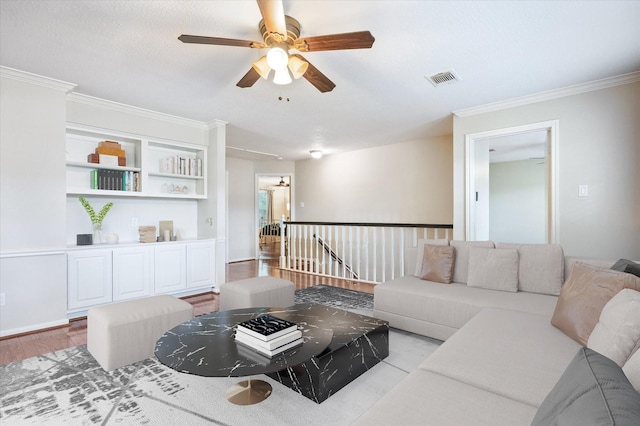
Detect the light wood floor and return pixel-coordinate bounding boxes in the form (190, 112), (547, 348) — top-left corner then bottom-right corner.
(0, 243), (374, 365)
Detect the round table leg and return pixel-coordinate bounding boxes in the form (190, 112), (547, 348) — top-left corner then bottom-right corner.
(226, 377), (273, 405)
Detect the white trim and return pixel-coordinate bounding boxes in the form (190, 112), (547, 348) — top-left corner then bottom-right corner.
(67, 92), (210, 129)
(465, 120), (559, 243)
(0, 319), (69, 338)
(0, 66), (76, 93)
(0, 249), (66, 258)
(207, 119), (228, 129)
(454, 72), (640, 117)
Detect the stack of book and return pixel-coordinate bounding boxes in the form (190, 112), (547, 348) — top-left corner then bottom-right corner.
(138, 226), (156, 243)
(235, 314), (303, 358)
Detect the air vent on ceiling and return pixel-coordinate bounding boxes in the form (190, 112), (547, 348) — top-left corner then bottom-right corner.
(425, 69), (461, 87)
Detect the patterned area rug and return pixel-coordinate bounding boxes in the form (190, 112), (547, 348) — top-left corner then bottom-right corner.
(294, 285), (373, 314)
(0, 286), (439, 425)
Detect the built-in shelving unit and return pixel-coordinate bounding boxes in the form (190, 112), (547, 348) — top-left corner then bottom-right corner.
(66, 124), (207, 199)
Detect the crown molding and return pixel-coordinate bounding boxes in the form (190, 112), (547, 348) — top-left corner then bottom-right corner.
(67, 92), (211, 130)
(0, 66), (76, 93)
(207, 119), (228, 129)
(453, 71), (640, 118)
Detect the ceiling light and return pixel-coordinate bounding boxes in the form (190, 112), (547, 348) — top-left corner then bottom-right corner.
(273, 68), (292, 85)
(266, 44), (289, 70)
(310, 150), (323, 159)
(288, 56), (309, 79)
(252, 56), (270, 80)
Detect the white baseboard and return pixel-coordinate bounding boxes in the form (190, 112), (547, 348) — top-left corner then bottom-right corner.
(1, 318), (69, 338)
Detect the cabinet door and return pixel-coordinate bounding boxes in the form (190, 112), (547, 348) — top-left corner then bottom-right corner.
(112, 246), (154, 301)
(187, 241), (215, 289)
(68, 249), (112, 311)
(154, 244), (186, 293)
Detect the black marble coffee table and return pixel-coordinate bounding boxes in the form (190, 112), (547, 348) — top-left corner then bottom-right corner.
(155, 303), (389, 404)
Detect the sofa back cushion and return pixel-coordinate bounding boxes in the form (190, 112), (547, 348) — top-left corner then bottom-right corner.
(623, 347), (640, 393)
(467, 247), (519, 292)
(413, 238), (450, 276)
(531, 347), (640, 426)
(496, 243), (564, 295)
(551, 262), (640, 346)
(450, 240), (494, 284)
(587, 289), (640, 367)
(418, 245), (456, 284)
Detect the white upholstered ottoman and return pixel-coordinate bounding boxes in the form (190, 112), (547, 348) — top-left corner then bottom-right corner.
(87, 294), (194, 371)
(220, 277), (295, 311)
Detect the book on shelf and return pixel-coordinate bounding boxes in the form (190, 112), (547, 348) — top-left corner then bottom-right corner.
(235, 329), (302, 351)
(90, 169), (140, 191)
(236, 314), (298, 342)
(236, 336), (303, 358)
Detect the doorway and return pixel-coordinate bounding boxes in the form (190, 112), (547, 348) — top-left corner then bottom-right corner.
(256, 175), (291, 259)
(465, 120), (559, 243)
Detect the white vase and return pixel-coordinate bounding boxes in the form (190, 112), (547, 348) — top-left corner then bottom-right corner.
(92, 222), (103, 244)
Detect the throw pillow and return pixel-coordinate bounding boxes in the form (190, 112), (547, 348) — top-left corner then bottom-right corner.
(531, 347), (640, 426)
(413, 238), (450, 277)
(588, 289), (640, 366)
(449, 240), (495, 283)
(418, 245), (456, 284)
(496, 243), (564, 295)
(466, 247), (519, 292)
(623, 348), (640, 393)
(551, 262), (640, 346)
(611, 258), (640, 278)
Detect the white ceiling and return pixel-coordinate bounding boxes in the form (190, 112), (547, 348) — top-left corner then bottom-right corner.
(1, 1), (639, 161)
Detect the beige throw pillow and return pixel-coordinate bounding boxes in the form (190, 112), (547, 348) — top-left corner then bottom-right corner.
(419, 245), (456, 284)
(467, 247), (519, 292)
(587, 289), (640, 367)
(551, 262), (640, 346)
(414, 238), (450, 276)
(496, 243), (564, 295)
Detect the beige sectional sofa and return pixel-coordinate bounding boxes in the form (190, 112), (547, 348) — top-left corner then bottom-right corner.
(353, 241), (640, 425)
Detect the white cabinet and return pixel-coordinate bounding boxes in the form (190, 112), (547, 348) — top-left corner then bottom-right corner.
(67, 240), (215, 316)
(68, 249), (112, 311)
(187, 241), (215, 289)
(154, 244), (187, 293)
(112, 246), (154, 301)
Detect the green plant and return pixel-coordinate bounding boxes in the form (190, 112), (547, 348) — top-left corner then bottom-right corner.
(78, 196), (113, 225)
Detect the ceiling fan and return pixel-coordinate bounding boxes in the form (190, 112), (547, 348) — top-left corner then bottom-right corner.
(178, 0), (375, 92)
(273, 177), (290, 189)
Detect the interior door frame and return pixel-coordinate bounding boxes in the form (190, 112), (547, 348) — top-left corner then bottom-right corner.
(465, 120), (559, 243)
(254, 173), (293, 259)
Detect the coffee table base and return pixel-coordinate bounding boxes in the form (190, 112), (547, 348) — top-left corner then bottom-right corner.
(225, 378), (272, 405)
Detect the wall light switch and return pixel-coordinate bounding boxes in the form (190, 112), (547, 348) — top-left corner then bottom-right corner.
(300, 202), (305, 208)
(578, 185), (589, 197)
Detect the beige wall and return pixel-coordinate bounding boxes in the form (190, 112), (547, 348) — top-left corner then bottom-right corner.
(454, 81), (640, 259)
(294, 136), (453, 224)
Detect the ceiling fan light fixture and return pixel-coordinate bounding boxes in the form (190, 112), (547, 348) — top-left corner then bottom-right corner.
(288, 56), (309, 79)
(266, 44), (289, 70)
(252, 56), (271, 80)
(310, 150), (323, 159)
(273, 68), (292, 85)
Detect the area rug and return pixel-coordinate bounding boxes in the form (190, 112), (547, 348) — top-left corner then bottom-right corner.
(0, 286), (441, 426)
(294, 284), (373, 315)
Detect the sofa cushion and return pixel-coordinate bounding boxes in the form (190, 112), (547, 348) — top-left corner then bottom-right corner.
(450, 240), (495, 283)
(588, 289), (640, 366)
(413, 238), (450, 276)
(551, 262), (640, 346)
(623, 348), (640, 393)
(611, 258), (640, 278)
(419, 308), (581, 407)
(467, 247), (519, 292)
(496, 243), (564, 295)
(531, 347), (640, 426)
(418, 245), (456, 284)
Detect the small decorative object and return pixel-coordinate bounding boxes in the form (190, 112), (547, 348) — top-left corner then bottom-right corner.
(76, 234), (93, 245)
(139, 226), (156, 243)
(106, 233), (119, 244)
(79, 196), (113, 244)
(159, 220), (173, 242)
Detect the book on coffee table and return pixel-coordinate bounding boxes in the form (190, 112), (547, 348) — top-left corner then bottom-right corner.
(236, 335), (304, 358)
(235, 329), (302, 351)
(236, 314), (298, 341)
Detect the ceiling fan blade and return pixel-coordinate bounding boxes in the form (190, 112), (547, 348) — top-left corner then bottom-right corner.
(293, 54), (335, 93)
(257, 0), (287, 38)
(294, 31), (375, 52)
(178, 34), (264, 48)
(237, 67), (261, 88)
